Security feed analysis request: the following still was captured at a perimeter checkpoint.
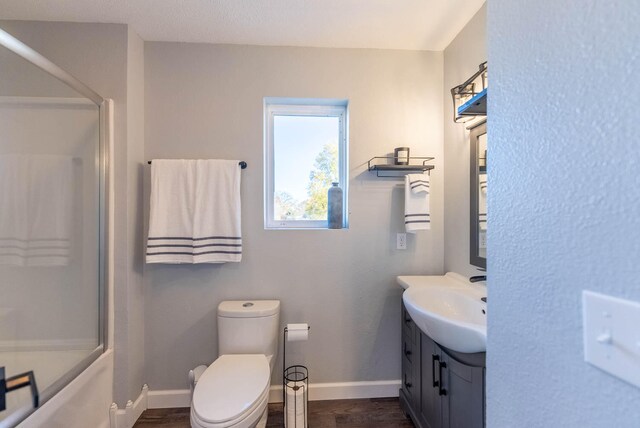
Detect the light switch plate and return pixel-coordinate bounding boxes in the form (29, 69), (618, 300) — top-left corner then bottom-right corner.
(582, 290), (640, 388)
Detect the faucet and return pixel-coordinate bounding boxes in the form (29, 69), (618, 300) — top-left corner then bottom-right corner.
(469, 273), (487, 303)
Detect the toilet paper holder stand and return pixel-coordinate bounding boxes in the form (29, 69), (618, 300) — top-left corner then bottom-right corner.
(282, 325), (310, 427)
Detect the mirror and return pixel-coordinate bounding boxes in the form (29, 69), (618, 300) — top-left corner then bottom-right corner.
(470, 121), (487, 268)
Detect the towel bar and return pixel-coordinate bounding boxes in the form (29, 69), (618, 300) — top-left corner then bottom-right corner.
(147, 160), (247, 169)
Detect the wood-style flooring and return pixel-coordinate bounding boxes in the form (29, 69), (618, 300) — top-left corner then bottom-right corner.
(133, 398), (415, 428)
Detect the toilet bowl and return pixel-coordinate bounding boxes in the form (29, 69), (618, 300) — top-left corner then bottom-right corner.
(191, 355), (270, 428)
(190, 300), (280, 428)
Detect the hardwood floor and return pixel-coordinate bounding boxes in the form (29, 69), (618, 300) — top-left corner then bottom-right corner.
(134, 398), (415, 428)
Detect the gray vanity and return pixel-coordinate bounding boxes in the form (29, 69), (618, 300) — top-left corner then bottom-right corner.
(397, 273), (487, 428)
(400, 301), (485, 428)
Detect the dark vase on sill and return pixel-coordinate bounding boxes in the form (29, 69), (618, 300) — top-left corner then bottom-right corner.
(328, 182), (343, 229)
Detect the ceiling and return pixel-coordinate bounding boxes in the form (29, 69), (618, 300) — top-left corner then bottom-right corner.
(0, 0), (485, 51)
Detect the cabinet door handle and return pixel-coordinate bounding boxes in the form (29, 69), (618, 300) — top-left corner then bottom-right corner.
(404, 373), (412, 389)
(403, 342), (412, 357)
(438, 361), (447, 396)
(404, 315), (411, 324)
(431, 354), (439, 388)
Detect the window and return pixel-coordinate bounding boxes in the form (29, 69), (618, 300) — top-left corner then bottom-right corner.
(264, 98), (348, 229)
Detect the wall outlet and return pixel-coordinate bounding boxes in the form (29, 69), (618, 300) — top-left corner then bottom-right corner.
(397, 233), (407, 250)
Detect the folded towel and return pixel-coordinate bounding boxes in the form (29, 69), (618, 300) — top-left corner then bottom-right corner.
(409, 176), (430, 194)
(479, 173), (487, 231)
(0, 155), (73, 266)
(146, 159), (242, 264)
(404, 174), (430, 233)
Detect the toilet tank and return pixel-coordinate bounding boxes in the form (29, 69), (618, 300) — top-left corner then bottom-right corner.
(217, 300), (280, 365)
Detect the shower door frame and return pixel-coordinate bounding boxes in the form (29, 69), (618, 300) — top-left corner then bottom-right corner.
(0, 27), (110, 427)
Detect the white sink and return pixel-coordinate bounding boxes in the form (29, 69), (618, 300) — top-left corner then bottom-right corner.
(398, 273), (487, 353)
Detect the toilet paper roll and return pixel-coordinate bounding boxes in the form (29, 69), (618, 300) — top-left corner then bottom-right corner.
(286, 323), (309, 342)
(284, 381), (307, 428)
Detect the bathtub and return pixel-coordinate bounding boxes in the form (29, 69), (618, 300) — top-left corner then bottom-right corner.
(1, 349), (113, 428)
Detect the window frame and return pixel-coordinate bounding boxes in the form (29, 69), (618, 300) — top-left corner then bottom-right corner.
(264, 98), (348, 229)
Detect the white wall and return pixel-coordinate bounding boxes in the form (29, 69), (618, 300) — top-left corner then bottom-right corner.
(443, 4), (486, 277)
(488, 1), (640, 426)
(143, 43), (445, 390)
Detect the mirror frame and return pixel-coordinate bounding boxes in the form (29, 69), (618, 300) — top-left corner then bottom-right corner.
(470, 120), (487, 269)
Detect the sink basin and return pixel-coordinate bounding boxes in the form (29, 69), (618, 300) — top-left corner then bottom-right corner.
(399, 273), (487, 353)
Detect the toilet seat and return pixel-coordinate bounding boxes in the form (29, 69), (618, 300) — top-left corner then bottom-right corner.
(191, 354), (270, 428)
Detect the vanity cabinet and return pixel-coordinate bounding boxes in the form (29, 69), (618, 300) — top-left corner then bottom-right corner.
(400, 301), (486, 428)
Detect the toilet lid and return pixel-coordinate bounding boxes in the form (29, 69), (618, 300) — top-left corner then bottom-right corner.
(193, 354), (270, 424)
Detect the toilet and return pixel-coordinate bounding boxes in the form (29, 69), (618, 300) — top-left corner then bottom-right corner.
(190, 300), (280, 428)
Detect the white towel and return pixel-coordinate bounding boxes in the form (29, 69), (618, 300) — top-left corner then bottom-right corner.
(146, 159), (242, 264)
(0, 155), (73, 266)
(404, 174), (430, 233)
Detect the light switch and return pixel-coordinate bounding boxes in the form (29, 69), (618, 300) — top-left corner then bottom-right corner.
(582, 290), (640, 388)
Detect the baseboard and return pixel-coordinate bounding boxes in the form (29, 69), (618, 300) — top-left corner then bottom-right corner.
(148, 388), (191, 409)
(269, 380), (401, 403)
(147, 380), (400, 409)
(109, 384), (148, 428)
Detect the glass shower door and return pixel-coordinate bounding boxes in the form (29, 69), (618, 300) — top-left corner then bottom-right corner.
(0, 35), (105, 426)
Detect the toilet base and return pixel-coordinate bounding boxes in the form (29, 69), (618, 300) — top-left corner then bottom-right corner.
(255, 407), (268, 428)
(190, 400), (269, 428)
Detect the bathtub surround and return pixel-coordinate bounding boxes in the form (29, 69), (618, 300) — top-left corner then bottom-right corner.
(0, 20), (146, 410)
(144, 43), (445, 392)
(488, 1), (640, 427)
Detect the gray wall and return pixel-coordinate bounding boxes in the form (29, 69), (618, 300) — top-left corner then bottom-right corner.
(443, 5), (486, 277)
(143, 43), (445, 389)
(488, 1), (640, 427)
(0, 21), (145, 407)
(123, 26), (146, 405)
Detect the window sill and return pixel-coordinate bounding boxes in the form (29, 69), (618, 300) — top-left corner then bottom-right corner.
(264, 226), (349, 231)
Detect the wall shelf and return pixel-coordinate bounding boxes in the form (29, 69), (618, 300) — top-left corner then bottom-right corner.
(367, 156), (435, 177)
(450, 61), (487, 123)
(457, 87), (487, 117)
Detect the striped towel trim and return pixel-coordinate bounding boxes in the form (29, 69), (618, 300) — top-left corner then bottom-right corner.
(411, 183), (430, 190)
(410, 179), (430, 194)
(404, 213), (430, 225)
(146, 236), (242, 257)
(0, 238), (71, 266)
